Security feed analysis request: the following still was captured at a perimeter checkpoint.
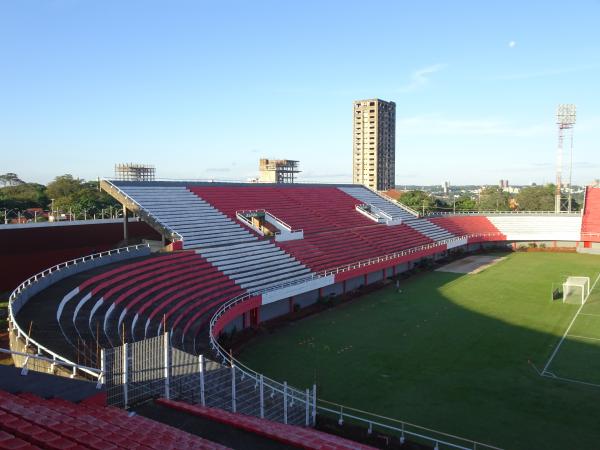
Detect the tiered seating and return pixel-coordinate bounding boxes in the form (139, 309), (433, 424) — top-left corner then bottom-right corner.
(486, 215), (582, 242)
(189, 185), (373, 236)
(338, 186), (456, 241)
(429, 216), (502, 240)
(59, 252), (242, 353)
(279, 224), (433, 271)
(117, 185), (257, 249)
(157, 398), (377, 450)
(0, 390), (229, 450)
(117, 184), (314, 293)
(582, 187), (600, 241)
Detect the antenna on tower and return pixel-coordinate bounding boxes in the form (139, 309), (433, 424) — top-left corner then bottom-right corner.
(555, 104), (576, 213)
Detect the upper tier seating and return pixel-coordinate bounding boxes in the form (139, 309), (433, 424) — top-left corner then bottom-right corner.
(279, 224), (433, 271)
(118, 185), (313, 292)
(189, 185), (374, 235)
(582, 187), (600, 242)
(429, 216), (502, 239)
(0, 390), (229, 450)
(338, 186), (456, 241)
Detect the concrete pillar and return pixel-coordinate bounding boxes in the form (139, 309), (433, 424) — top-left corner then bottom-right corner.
(363, 274), (368, 285)
(288, 297), (294, 314)
(392, 265), (397, 277)
(342, 280), (347, 294)
(122, 204), (129, 241)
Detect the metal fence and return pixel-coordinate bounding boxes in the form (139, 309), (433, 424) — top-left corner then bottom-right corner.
(102, 333), (315, 428)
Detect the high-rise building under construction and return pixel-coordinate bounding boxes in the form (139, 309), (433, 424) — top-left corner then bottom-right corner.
(352, 98), (396, 191)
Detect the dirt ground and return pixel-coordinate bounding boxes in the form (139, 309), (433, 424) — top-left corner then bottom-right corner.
(435, 255), (506, 274)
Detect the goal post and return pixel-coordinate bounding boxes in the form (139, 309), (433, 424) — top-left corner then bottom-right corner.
(562, 276), (590, 305)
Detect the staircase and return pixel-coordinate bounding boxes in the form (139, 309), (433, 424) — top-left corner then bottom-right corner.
(338, 186), (455, 241)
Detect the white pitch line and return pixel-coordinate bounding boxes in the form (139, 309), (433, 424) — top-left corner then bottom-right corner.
(578, 313), (600, 318)
(542, 272), (600, 374)
(566, 334), (600, 342)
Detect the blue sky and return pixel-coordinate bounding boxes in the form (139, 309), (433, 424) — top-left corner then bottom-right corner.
(1, 0), (599, 186)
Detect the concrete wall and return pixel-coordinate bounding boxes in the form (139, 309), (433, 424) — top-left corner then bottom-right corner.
(0, 221), (159, 292)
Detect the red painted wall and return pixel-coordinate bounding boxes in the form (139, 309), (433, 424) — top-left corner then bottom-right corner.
(0, 221), (160, 293)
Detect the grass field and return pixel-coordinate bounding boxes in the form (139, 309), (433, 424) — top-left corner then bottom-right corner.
(239, 252), (600, 450)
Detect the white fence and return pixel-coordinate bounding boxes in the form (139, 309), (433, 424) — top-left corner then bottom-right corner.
(7, 244), (151, 379)
(102, 333), (316, 428)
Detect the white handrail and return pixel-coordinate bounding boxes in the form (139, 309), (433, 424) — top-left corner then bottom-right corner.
(8, 243), (150, 380)
(206, 231), (505, 450)
(428, 210), (582, 216)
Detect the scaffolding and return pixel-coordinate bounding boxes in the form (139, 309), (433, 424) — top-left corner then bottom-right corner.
(258, 159), (300, 184)
(114, 163), (156, 182)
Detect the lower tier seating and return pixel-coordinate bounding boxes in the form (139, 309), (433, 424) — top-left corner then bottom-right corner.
(429, 216), (502, 238)
(58, 251), (244, 356)
(0, 390), (229, 450)
(157, 398), (377, 450)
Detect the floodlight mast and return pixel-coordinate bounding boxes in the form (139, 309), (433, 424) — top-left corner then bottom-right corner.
(555, 104), (576, 213)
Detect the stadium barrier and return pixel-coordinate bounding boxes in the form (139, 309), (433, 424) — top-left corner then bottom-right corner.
(7, 243), (151, 380)
(102, 333), (315, 427)
(207, 232), (507, 450)
(0, 348), (102, 385)
(428, 210), (582, 216)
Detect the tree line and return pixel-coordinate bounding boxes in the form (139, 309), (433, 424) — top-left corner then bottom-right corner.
(0, 173), (120, 222)
(398, 185), (580, 214)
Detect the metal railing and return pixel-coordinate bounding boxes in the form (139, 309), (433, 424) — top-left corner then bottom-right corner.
(7, 243), (150, 380)
(427, 210), (582, 216)
(100, 178), (184, 242)
(368, 187), (421, 217)
(208, 282), (502, 448)
(0, 348), (103, 386)
(206, 231), (505, 450)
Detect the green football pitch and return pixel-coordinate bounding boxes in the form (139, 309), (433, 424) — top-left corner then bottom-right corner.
(239, 252), (600, 450)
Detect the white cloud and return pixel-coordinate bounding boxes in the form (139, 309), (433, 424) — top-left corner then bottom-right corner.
(397, 115), (550, 137)
(508, 40), (517, 48)
(398, 64), (446, 93)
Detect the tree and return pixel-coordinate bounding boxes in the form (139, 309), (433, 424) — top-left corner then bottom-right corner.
(454, 195), (477, 211)
(0, 183), (48, 209)
(478, 187), (510, 211)
(47, 176), (119, 218)
(516, 185), (555, 211)
(46, 174), (84, 200)
(398, 190), (437, 214)
(0, 173), (24, 187)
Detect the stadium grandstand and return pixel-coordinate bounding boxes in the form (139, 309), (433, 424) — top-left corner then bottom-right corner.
(3, 180), (600, 450)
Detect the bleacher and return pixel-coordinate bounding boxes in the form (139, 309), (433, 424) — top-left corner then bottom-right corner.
(58, 252), (243, 353)
(582, 187), (600, 242)
(119, 184), (313, 292)
(0, 390), (229, 450)
(279, 224), (433, 271)
(486, 215), (582, 242)
(339, 186), (456, 241)
(429, 215), (502, 240)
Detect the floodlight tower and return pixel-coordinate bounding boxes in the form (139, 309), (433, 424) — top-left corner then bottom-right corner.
(555, 104), (576, 213)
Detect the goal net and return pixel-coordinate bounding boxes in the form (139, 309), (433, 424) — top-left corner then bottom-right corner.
(562, 276), (590, 304)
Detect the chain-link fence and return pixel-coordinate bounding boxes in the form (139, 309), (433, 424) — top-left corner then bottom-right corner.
(102, 333), (315, 427)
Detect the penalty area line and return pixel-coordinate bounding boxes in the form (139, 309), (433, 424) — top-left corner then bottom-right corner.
(541, 272), (600, 375)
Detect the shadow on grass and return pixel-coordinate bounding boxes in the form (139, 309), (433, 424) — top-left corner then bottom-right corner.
(238, 253), (600, 450)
